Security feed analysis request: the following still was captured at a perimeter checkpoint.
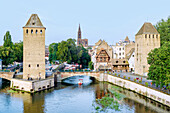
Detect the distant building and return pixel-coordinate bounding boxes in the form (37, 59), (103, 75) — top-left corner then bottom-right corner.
(45, 46), (49, 61)
(23, 14), (46, 79)
(126, 48), (135, 72)
(0, 59), (2, 70)
(91, 37), (135, 72)
(135, 22), (160, 76)
(77, 24), (88, 47)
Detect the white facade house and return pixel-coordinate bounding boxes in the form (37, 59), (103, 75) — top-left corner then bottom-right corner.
(128, 50), (135, 72)
(0, 59), (2, 70)
(112, 45), (125, 59)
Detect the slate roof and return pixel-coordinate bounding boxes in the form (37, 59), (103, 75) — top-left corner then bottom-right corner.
(23, 14), (45, 28)
(136, 22), (159, 35)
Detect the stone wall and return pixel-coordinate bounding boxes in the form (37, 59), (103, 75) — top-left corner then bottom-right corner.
(106, 74), (170, 107)
(11, 78), (54, 93)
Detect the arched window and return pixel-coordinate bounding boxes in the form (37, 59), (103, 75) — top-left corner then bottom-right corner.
(156, 35), (158, 38)
(36, 30), (38, 34)
(149, 34), (150, 38)
(40, 30), (42, 34)
(28, 64), (31, 67)
(153, 35), (154, 38)
(145, 34), (147, 38)
(26, 29), (28, 34)
(31, 29), (33, 34)
(123, 61), (126, 63)
(116, 61), (118, 63)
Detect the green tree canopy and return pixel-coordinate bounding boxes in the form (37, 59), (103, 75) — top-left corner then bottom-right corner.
(13, 41), (23, 62)
(0, 46), (14, 66)
(155, 17), (170, 46)
(147, 42), (170, 88)
(3, 31), (13, 48)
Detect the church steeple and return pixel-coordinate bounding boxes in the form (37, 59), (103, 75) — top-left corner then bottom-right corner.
(78, 24), (81, 39)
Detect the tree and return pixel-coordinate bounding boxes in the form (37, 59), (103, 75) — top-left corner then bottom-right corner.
(155, 17), (170, 46)
(49, 43), (58, 63)
(13, 41), (23, 62)
(147, 42), (170, 88)
(88, 61), (94, 70)
(0, 46), (15, 66)
(3, 31), (13, 48)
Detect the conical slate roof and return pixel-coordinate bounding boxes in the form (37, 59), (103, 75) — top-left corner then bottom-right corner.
(23, 14), (45, 28)
(136, 22), (159, 35)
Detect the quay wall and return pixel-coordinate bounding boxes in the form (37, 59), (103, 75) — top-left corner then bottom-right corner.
(58, 72), (170, 107)
(10, 78), (54, 93)
(106, 74), (170, 107)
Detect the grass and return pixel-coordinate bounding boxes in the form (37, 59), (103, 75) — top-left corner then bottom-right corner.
(7, 89), (18, 93)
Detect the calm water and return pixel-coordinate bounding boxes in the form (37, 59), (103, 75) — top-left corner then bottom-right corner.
(0, 77), (169, 113)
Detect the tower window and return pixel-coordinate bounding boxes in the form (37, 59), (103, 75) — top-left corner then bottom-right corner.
(28, 64), (31, 67)
(116, 61), (118, 63)
(145, 34), (147, 38)
(31, 30), (33, 34)
(26, 29), (28, 34)
(149, 35), (150, 38)
(119, 48), (121, 51)
(37, 64), (39, 67)
(40, 30), (42, 34)
(156, 35), (158, 38)
(123, 61), (126, 63)
(153, 35), (154, 38)
(36, 30), (38, 34)
(119, 53), (121, 55)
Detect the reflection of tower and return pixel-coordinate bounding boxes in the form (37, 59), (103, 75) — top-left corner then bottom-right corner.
(77, 24), (81, 46)
(11, 92), (45, 113)
(23, 14), (46, 79)
(95, 82), (108, 99)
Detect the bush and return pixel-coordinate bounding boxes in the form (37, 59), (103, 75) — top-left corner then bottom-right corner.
(139, 80), (142, 83)
(123, 76), (126, 79)
(134, 78), (136, 82)
(118, 74), (120, 77)
(128, 77), (130, 80)
(115, 73), (117, 76)
(145, 82), (148, 87)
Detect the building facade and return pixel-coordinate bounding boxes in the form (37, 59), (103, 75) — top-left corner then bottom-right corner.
(135, 22), (160, 76)
(23, 14), (46, 79)
(77, 24), (88, 47)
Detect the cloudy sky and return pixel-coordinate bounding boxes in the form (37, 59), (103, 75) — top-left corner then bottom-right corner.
(0, 0), (169, 46)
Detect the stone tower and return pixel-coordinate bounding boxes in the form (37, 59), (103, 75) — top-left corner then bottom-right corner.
(77, 24), (81, 46)
(135, 22), (160, 76)
(23, 14), (46, 80)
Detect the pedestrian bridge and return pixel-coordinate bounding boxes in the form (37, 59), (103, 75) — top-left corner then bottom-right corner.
(0, 72), (15, 81)
(54, 71), (108, 82)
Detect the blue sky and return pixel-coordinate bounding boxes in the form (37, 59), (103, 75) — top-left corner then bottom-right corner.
(0, 0), (169, 46)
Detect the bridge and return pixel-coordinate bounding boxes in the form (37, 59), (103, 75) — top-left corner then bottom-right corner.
(54, 71), (108, 82)
(0, 72), (15, 81)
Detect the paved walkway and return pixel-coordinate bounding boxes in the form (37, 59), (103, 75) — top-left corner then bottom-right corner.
(114, 72), (169, 94)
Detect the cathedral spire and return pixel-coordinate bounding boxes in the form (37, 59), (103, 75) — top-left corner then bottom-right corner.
(78, 24), (81, 39)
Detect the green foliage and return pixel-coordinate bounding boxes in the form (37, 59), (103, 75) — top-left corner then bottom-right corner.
(128, 77), (130, 80)
(155, 17), (170, 46)
(88, 61), (93, 70)
(123, 76), (126, 79)
(145, 82), (148, 87)
(139, 80), (142, 83)
(3, 31), (13, 48)
(147, 42), (170, 88)
(49, 38), (91, 67)
(134, 78), (136, 82)
(0, 46), (14, 66)
(13, 41), (23, 62)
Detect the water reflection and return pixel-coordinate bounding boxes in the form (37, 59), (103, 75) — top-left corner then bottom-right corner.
(0, 78), (169, 113)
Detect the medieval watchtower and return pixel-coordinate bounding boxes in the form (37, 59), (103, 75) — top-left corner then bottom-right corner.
(135, 22), (160, 76)
(23, 14), (46, 80)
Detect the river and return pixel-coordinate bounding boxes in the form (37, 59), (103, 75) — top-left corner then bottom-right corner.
(0, 77), (169, 113)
